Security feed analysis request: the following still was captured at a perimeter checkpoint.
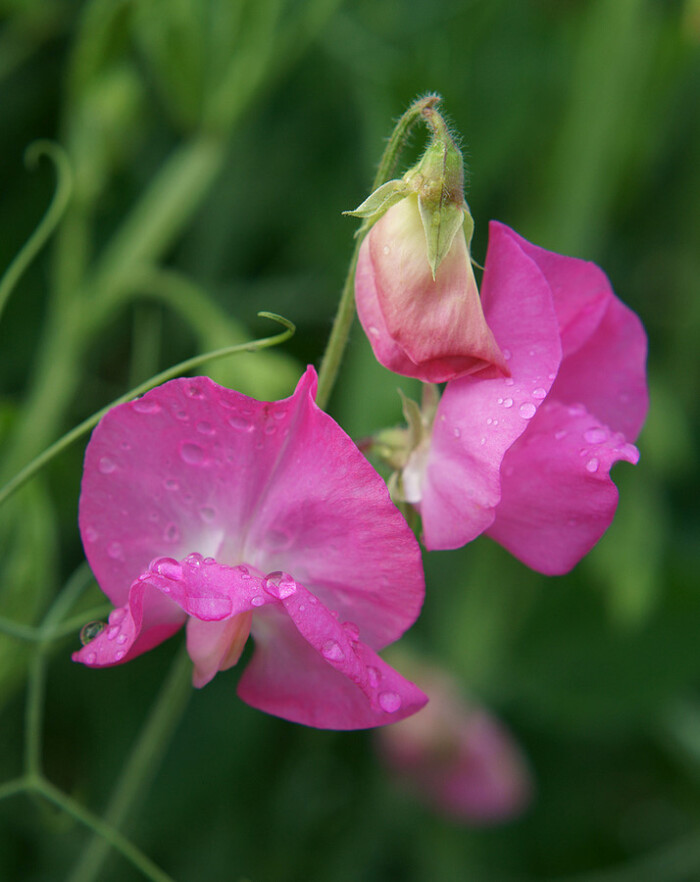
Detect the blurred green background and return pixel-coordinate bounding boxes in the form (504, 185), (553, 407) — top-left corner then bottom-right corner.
(1, 0), (699, 879)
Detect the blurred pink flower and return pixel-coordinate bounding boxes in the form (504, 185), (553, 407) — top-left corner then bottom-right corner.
(355, 196), (509, 383)
(402, 223), (649, 574)
(73, 368), (427, 730)
(377, 662), (532, 824)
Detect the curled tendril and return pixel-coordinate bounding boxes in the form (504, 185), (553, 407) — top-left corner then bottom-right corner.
(0, 140), (73, 326)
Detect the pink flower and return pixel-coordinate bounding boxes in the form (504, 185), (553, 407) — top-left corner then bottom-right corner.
(401, 223), (649, 574)
(355, 196), (509, 383)
(377, 661), (532, 824)
(73, 368), (427, 729)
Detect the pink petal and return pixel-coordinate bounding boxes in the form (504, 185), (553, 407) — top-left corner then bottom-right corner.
(506, 229), (648, 439)
(487, 400), (639, 574)
(79, 367), (424, 651)
(240, 572), (427, 729)
(420, 223), (562, 549)
(187, 612), (253, 689)
(355, 199), (507, 383)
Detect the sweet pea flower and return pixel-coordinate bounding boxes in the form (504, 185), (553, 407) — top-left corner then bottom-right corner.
(73, 367), (428, 729)
(392, 223), (649, 574)
(355, 194), (508, 383)
(377, 659), (532, 824)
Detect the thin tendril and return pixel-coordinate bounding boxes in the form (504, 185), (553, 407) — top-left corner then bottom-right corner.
(0, 141), (73, 326)
(0, 312), (295, 509)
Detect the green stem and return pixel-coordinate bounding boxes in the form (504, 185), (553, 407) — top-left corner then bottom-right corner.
(315, 94), (441, 409)
(0, 314), (294, 509)
(24, 648), (46, 778)
(37, 779), (175, 882)
(67, 645), (192, 882)
(0, 776), (28, 802)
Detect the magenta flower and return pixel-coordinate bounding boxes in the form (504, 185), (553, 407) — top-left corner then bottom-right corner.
(377, 660), (532, 824)
(399, 223), (649, 574)
(73, 368), (427, 729)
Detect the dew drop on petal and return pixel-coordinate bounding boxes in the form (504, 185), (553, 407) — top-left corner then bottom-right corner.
(378, 691), (402, 713)
(382, 245), (391, 255)
(185, 552), (203, 567)
(368, 326), (380, 337)
(504, 377), (514, 386)
(555, 430), (568, 440)
(98, 456), (117, 475)
(87, 652), (97, 664)
(84, 526), (98, 543)
(453, 427), (461, 438)
(480, 437), (486, 446)
(115, 650), (125, 661)
(228, 415), (254, 432)
(107, 541), (124, 560)
(80, 621), (106, 645)
(153, 558), (183, 580)
(486, 417), (493, 425)
(519, 402), (537, 419)
(180, 442), (206, 465)
(502, 348), (512, 360)
(116, 633), (127, 645)
(238, 566), (250, 580)
(497, 398), (503, 405)
(251, 596), (265, 607)
(108, 608), (126, 626)
(174, 409), (188, 421)
(586, 458), (600, 473)
(503, 398), (513, 408)
(367, 666), (381, 688)
(164, 478), (179, 491)
(132, 398), (161, 414)
(532, 387), (547, 399)
(199, 506), (216, 523)
(263, 571), (297, 599)
(584, 427), (609, 444)
(107, 625), (120, 641)
(342, 621), (360, 642)
(186, 383), (205, 399)
(163, 523), (181, 543)
(321, 640), (345, 662)
(272, 409), (286, 421)
(196, 421), (215, 435)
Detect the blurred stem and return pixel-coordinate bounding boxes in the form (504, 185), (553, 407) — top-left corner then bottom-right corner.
(37, 779), (175, 882)
(24, 648), (46, 778)
(315, 94), (441, 410)
(67, 645), (192, 882)
(128, 304), (162, 388)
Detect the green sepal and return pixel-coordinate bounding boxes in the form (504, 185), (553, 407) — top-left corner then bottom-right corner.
(418, 200), (469, 280)
(343, 179), (409, 228)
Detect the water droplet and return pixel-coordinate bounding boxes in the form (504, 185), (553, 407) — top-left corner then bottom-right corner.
(180, 442), (205, 465)
(164, 478), (179, 491)
(251, 596), (265, 607)
(272, 409), (286, 421)
(84, 526), (98, 543)
(120, 441), (131, 451)
(264, 424), (277, 435)
(203, 557), (216, 565)
(379, 691), (402, 713)
(382, 245), (391, 255)
(116, 633), (127, 645)
(532, 387), (547, 399)
(238, 566), (251, 580)
(342, 621), (360, 642)
(321, 639), (345, 662)
(504, 377), (514, 386)
(548, 372), (557, 381)
(108, 608), (126, 625)
(367, 666), (381, 688)
(153, 558), (183, 580)
(493, 419), (499, 426)
(263, 571), (297, 599)
(503, 398), (513, 408)
(568, 404), (586, 417)
(80, 621), (106, 645)
(502, 348), (512, 360)
(115, 650), (125, 661)
(199, 506), (216, 523)
(453, 427), (461, 438)
(479, 437), (486, 446)
(174, 409), (188, 421)
(197, 421), (215, 435)
(584, 427), (608, 444)
(555, 430), (567, 440)
(497, 397), (503, 405)
(228, 415), (254, 432)
(98, 456), (117, 475)
(87, 652), (97, 664)
(486, 417), (493, 425)
(132, 398), (161, 414)
(107, 625), (120, 641)
(163, 523), (180, 543)
(519, 402), (537, 419)
(529, 349), (536, 357)
(186, 383), (205, 399)
(185, 552), (203, 567)
(586, 458), (599, 473)
(107, 541), (124, 560)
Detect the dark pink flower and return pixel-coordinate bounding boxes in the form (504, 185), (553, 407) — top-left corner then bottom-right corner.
(402, 223), (648, 574)
(355, 196), (509, 383)
(73, 368), (427, 729)
(377, 661), (532, 824)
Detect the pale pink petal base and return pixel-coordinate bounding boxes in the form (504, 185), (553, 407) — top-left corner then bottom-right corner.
(487, 401), (639, 574)
(74, 557), (427, 730)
